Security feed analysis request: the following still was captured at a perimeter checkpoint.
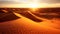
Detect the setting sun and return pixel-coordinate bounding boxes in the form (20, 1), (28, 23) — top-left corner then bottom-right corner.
(28, 3), (39, 12)
(28, 3), (39, 8)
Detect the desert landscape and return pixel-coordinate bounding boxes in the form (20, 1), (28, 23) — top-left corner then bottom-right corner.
(0, 8), (60, 34)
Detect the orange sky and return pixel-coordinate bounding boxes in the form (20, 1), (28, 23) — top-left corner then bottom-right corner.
(0, 0), (60, 8)
(0, 3), (60, 8)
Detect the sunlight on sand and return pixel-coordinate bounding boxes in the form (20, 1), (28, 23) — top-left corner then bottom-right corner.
(13, 12), (60, 31)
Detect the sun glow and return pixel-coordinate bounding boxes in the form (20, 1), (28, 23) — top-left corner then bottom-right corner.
(29, 8), (38, 12)
(28, 3), (39, 12)
(28, 3), (39, 8)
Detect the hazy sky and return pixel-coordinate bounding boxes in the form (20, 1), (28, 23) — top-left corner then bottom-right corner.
(0, 0), (60, 8)
(0, 0), (60, 4)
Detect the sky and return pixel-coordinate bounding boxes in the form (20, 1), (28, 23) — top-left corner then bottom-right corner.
(0, 0), (60, 3)
(0, 0), (60, 8)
